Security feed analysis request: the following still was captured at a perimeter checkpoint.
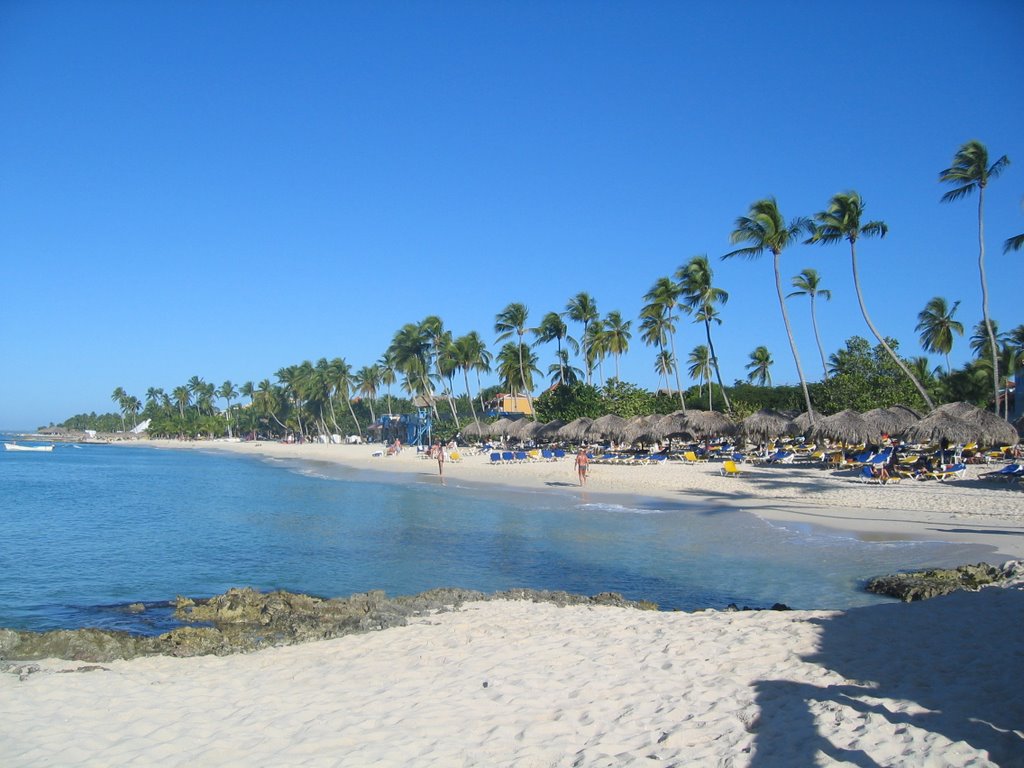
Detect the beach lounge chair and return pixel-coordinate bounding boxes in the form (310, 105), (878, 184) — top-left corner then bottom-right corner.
(766, 450), (795, 464)
(501, 451), (515, 463)
(448, 451), (462, 463)
(489, 452), (503, 464)
(925, 463), (967, 482)
(720, 460), (742, 477)
(553, 449), (566, 460)
(513, 451), (528, 463)
(981, 463), (1024, 481)
(859, 465), (881, 484)
(682, 451), (708, 464)
(541, 449), (556, 461)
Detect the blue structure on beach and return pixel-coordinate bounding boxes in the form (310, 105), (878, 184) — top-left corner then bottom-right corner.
(378, 410), (432, 447)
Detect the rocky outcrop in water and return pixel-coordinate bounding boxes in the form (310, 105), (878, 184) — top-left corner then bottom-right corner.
(0, 587), (658, 664)
(866, 561), (1022, 602)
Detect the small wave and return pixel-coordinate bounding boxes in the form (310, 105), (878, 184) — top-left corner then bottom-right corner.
(576, 502), (670, 516)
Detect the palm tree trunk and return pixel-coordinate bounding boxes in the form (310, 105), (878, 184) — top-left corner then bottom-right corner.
(517, 335), (536, 421)
(810, 295), (829, 380)
(848, 242), (935, 410)
(774, 251), (815, 424)
(668, 329), (686, 412)
(978, 187), (1000, 416)
(705, 319), (732, 413)
(462, 368), (481, 435)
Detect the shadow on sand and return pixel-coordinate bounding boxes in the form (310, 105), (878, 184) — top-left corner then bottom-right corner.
(748, 587), (1024, 766)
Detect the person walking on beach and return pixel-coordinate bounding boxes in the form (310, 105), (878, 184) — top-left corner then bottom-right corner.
(433, 441), (445, 478)
(574, 448), (589, 486)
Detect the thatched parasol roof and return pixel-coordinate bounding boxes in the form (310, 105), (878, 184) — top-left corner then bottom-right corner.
(587, 413), (629, 441)
(623, 415), (665, 445)
(740, 408), (793, 442)
(516, 420), (544, 442)
(902, 412), (977, 446)
(557, 417), (593, 442)
(862, 408), (904, 437)
(810, 409), (875, 445)
(685, 410), (737, 439)
(488, 417), (518, 438)
(536, 419), (566, 442)
(657, 411), (692, 439)
(786, 410), (821, 436)
(913, 402), (1018, 446)
(460, 421), (488, 439)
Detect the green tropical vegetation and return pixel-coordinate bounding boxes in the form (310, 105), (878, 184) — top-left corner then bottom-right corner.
(54, 140), (1021, 439)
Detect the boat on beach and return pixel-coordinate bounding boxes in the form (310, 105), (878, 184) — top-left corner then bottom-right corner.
(4, 442), (54, 452)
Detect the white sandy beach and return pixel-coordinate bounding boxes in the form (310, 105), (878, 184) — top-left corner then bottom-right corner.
(3, 439), (1023, 766)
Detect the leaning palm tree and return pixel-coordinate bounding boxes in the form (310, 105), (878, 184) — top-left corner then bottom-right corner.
(687, 344), (712, 410)
(217, 380), (238, 437)
(745, 346), (774, 386)
(787, 268), (832, 380)
(915, 297), (964, 374)
(565, 292), (599, 385)
(533, 311), (578, 386)
(602, 310), (632, 380)
(495, 342), (540, 411)
(940, 140), (1011, 415)
(495, 302), (535, 419)
(653, 349), (674, 394)
(642, 277), (686, 410)
(724, 198), (815, 423)
(678, 255), (731, 413)
(377, 350), (398, 416)
(809, 191), (935, 410)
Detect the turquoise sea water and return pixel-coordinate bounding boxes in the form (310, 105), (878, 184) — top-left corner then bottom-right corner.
(0, 439), (992, 634)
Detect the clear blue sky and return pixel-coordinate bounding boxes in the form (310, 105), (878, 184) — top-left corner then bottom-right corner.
(2, 1), (1022, 429)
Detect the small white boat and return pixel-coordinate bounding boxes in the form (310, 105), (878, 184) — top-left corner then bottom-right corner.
(4, 442), (54, 452)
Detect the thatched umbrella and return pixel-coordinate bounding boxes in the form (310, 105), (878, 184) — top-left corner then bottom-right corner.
(536, 419), (566, 442)
(685, 409), (737, 439)
(786, 410), (821, 436)
(623, 415), (665, 445)
(488, 418), (517, 439)
(587, 413), (629, 442)
(923, 402), (1018, 446)
(516, 420), (544, 442)
(810, 409), (875, 445)
(558, 417), (593, 443)
(460, 421), (488, 440)
(740, 408), (793, 443)
(657, 411), (692, 440)
(902, 411), (977, 446)
(862, 408), (904, 437)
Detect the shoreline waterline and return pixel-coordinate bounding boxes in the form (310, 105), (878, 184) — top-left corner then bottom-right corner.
(133, 437), (1024, 560)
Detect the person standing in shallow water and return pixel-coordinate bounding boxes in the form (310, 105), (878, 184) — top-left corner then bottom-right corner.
(574, 448), (589, 486)
(433, 441), (445, 479)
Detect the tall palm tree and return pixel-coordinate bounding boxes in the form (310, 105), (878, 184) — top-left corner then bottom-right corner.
(451, 332), (490, 434)
(745, 346), (774, 386)
(787, 268), (832, 380)
(218, 380), (238, 437)
(533, 311), (578, 386)
(678, 255), (731, 413)
(420, 315), (459, 422)
(172, 385), (191, 420)
(111, 387), (127, 432)
(809, 191), (935, 410)
(495, 342), (540, 406)
(653, 349), (674, 393)
(642, 277), (685, 410)
(602, 310), (632, 380)
(940, 140), (1011, 415)
(724, 198), (815, 422)
(388, 323), (435, 415)
(565, 292), (599, 385)
(547, 349), (583, 386)
(328, 357), (361, 437)
(355, 365), (382, 425)
(584, 318), (608, 385)
(687, 344), (712, 410)
(915, 297), (964, 373)
(495, 302), (535, 418)
(378, 350), (398, 417)
(144, 387), (165, 409)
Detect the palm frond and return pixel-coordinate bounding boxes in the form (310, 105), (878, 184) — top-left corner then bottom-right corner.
(940, 183), (976, 203)
(1004, 233), (1024, 254)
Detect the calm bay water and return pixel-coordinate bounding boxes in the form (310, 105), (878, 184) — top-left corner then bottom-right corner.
(0, 439), (991, 634)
